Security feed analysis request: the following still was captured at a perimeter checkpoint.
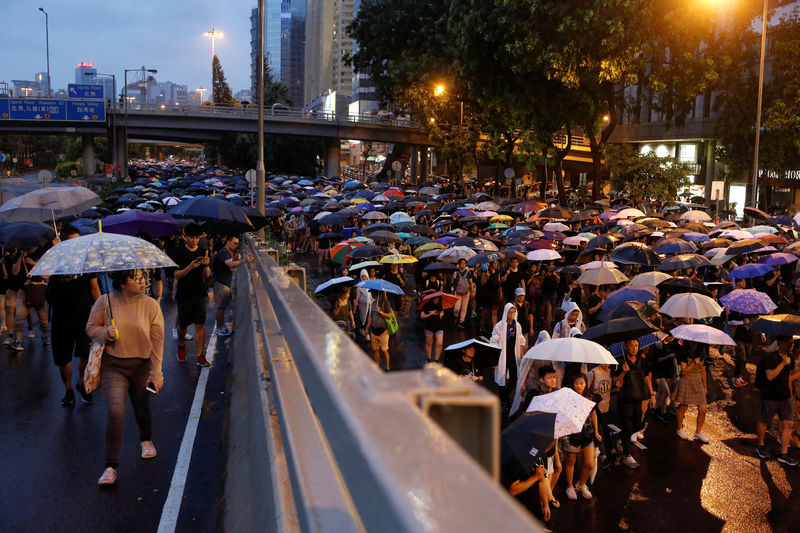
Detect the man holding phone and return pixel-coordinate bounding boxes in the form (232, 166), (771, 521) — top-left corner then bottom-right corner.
(173, 224), (211, 367)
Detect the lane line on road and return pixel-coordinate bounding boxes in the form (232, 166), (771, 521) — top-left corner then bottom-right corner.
(156, 327), (218, 533)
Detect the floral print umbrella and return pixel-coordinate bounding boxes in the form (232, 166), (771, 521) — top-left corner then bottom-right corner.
(526, 387), (596, 438)
(30, 232), (177, 275)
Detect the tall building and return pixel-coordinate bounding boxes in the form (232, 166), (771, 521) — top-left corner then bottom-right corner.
(304, 0), (354, 111)
(75, 62), (114, 103)
(250, 1), (306, 107)
(349, 0), (379, 115)
(147, 81), (189, 106)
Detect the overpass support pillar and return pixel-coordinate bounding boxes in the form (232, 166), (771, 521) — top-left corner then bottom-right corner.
(81, 135), (96, 178)
(409, 146), (418, 184)
(326, 139), (341, 178)
(419, 146), (429, 182)
(116, 128), (128, 178)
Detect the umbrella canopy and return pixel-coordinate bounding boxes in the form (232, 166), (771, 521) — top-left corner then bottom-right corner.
(423, 261), (457, 272)
(526, 249), (561, 261)
(670, 324), (736, 346)
(314, 276), (355, 294)
(628, 271), (672, 287)
(609, 332), (667, 358)
(723, 238), (766, 256)
(680, 210), (712, 222)
(719, 289), (777, 314)
(758, 253), (798, 267)
(0, 186), (100, 222)
(467, 251), (504, 266)
(526, 388), (596, 438)
(379, 253), (417, 264)
(417, 291), (460, 310)
(30, 233), (177, 275)
(657, 253), (711, 272)
(0, 222), (55, 248)
(728, 263), (774, 280)
(748, 314), (800, 336)
(610, 245), (662, 266)
(168, 197), (252, 231)
(100, 211), (179, 238)
(597, 300), (659, 323)
(603, 286), (659, 309)
(443, 338), (501, 369)
(582, 316), (661, 345)
(501, 412), (558, 471)
(653, 238), (697, 254)
(354, 278), (405, 295)
(578, 267), (629, 286)
(660, 293), (723, 319)
(439, 246), (478, 263)
(523, 338), (617, 365)
(347, 245), (386, 260)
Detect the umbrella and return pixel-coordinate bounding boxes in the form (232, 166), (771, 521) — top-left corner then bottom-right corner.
(0, 186), (101, 223)
(658, 276), (712, 295)
(597, 300), (659, 323)
(611, 207), (646, 220)
(657, 253), (711, 272)
(728, 263), (774, 280)
(466, 251), (504, 266)
(610, 245), (662, 266)
(443, 338), (501, 369)
(417, 291), (460, 310)
(603, 286), (659, 309)
(526, 249), (561, 261)
(723, 238), (766, 256)
(423, 261), (457, 272)
(543, 222), (570, 232)
(744, 206), (770, 221)
(329, 241), (362, 264)
(660, 293), (723, 319)
(748, 314), (800, 336)
(314, 276), (355, 294)
(670, 324), (736, 346)
(758, 253), (798, 267)
(368, 230), (402, 245)
(653, 238), (697, 254)
(582, 316), (661, 344)
(168, 197), (253, 231)
(501, 412), (558, 472)
(563, 236), (589, 246)
(30, 232), (177, 275)
(379, 253), (418, 264)
(0, 222), (55, 248)
(354, 278), (405, 295)
(719, 289), (777, 314)
(523, 338), (617, 365)
(439, 246), (478, 263)
(99, 211), (179, 238)
(628, 271), (672, 287)
(582, 260), (618, 270)
(347, 245), (386, 260)
(609, 332), (667, 358)
(526, 388), (596, 438)
(578, 267), (629, 286)
(680, 210), (712, 222)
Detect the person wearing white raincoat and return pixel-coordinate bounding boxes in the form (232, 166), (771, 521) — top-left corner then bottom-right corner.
(491, 302), (526, 407)
(509, 330), (551, 416)
(552, 300), (585, 339)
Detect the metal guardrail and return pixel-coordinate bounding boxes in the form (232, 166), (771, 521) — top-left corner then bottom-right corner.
(235, 233), (543, 532)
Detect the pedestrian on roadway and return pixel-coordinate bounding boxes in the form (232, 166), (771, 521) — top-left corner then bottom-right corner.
(173, 224), (211, 367)
(212, 234), (246, 337)
(613, 338), (655, 469)
(755, 336), (799, 466)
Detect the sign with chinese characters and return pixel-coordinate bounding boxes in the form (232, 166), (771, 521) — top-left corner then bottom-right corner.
(0, 98), (104, 122)
(68, 84), (104, 99)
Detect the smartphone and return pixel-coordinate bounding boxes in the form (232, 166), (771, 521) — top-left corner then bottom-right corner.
(146, 382), (157, 394)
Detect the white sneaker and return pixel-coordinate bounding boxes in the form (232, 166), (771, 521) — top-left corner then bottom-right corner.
(676, 428), (690, 440)
(565, 486), (578, 500)
(27, 330), (35, 339)
(694, 432), (710, 444)
(623, 455), (640, 469)
(576, 483), (593, 499)
(2, 336), (12, 345)
(141, 440), (157, 459)
(98, 467), (117, 486)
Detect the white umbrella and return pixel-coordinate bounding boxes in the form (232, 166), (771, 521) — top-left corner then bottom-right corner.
(438, 246), (476, 263)
(523, 338), (617, 365)
(628, 271), (672, 287)
(670, 324), (736, 346)
(660, 293), (723, 319)
(578, 267), (629, 286)
(526, 249), (561, 261)
(582, 260), (618, 270)
(543, 222), (570, 232)
(563, 236), (589, 246)
(313, 210), (332, 221)
(389, 212), (414, 224)
(0, 186), (101, 223)
(474, 238), (500, 252)
(477, 201), (501, 211)
(680, 210), (712, 222)
(718, 229), (753, 240)
(526, 388), (597, 438)
(611, 208), (645, 220)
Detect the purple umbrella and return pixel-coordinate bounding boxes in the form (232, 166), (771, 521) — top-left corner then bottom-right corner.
(436, 236), (457, 246)
(719, 288), (777, 314)
(727, 263), (774, 279)
(100, 211), (179, 238)
(758, 253), (798, 267)
(453, 209), (476, 217)
(680, 232), (710, 242)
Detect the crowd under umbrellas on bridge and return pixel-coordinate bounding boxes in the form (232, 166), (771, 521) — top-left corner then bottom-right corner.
(3, 160), (800, 527)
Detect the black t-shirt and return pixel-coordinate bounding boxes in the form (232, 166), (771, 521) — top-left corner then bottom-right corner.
(761, 352), (792, 401)
(422, 306), (443, 332)
(213, 248), (234, 287)
(503, 269), (525, 301)
(46, 274), (96, 315)
(586, 294), (603, 326)
(613, 354), (651, 402)
(174, 245), (208, 300)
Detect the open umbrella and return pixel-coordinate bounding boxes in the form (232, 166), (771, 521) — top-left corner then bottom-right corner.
(439, 246), (478, 263)
(657, 253), (711, 272)
(0, 186), (100, 223)
(658, 276), (712, 295)
(466, 251), (504, 266)
(423, 261), (457, 272)
(354, 278), (405, 295)
(501, 412), (558, 473)
(602, 286), (659, 309)
(0, 222), (55, 249)
(100, 211), (179, 238)
(627, 271), (672, 287)
(168, 197), (253, 231)
(660, 293), (723, 319)
(758, 253), (798, 267)
(443, 338), (501, 369)
(653, 238), (697, 254)
(347, 245), (386, 260)
(30, 232), (177, 275)
(728, 263), (773, 280)
(526, 388), (596, 438)
(609, 332), (668, 358)
(314, 276), (355, 294)
(523, 338), (617, 365)
(723, 238), (766, 256)
(610, 245), (662, 266)
(719, 289), (777, 314)
(526, 249), (561, 261)
(597, 300), (659, 323)
(417, 291), (460, 310)
(582, 316), (661, 344)
(379, 253), (418, 264)
(578, 267), (629, 286)
(670, 324), (735, 346)
(748, 314), (800, 336)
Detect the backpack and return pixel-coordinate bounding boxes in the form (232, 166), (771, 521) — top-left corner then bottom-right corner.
(455, 271), (470, 295)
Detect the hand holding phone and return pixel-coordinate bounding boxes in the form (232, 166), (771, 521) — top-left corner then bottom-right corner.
(146, 382), (158, 394)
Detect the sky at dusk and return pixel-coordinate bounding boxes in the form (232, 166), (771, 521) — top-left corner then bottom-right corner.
(1, 1), (255, 95)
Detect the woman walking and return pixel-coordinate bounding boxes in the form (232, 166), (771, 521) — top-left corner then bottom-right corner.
(674, 341), (710, 443)
(87, 269), (164, 486)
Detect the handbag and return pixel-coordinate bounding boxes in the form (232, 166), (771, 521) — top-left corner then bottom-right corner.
(84, 341), (105, 394)
(384, 309), (399, 336)
(24, 279), (47, 307)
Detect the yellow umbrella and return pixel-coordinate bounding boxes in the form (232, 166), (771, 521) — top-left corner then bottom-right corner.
(350, 197), (369, 204)
(414, 242), (446, 257)
(380, 253), (418, 264)
(490, 214), (514, 222)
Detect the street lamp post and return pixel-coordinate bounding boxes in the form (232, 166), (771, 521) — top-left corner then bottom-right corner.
(38, 8), (50, 96)
(204, 28), (223, 105)
(256, 0), (266, 223)
(751, 0), (769, 208)
(88, 72), (117, 174)
(123, 68), (157, 179)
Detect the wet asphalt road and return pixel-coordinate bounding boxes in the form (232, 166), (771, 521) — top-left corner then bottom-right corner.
(0, 299), (228, 533)
(304, 253), (800, 533)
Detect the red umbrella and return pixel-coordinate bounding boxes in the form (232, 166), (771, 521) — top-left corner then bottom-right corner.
(384, 189), (405, 197)
(417, 292), (460, 310)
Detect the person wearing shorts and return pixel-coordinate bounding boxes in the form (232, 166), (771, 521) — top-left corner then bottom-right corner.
(755, 336), (798, 466)
(366, 294), (392, 371)
(173, 224), (211, 367)
(212, 235), (245, 337)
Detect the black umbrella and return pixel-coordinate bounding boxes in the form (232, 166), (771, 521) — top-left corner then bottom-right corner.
(347, 244), (386, 259)
(582, 316), (661, 345)
(243, 207), (268, 230)
(467, 251), (504, 266)
(748, 314), (800, 336)
(610, 245), (662, 266)
(501, 411), (558, 473)
(263, 207), (283, 217)
(0, 222), (56, 249)
(443, 337), (502, 370)
(424, 262), (457, 272)
(744, 206), (769, 221)
(317, 213), (348, 227)
(597, 301), (659, 323)
(168, 197), (253, 231)
(369, 230), (402, 244)
(723, 238), (766, 257)
(657, 253), (711, 272)
(584, 233), (617, 253)
(658, 276), (712, 295)
(407, 224), (434, 236)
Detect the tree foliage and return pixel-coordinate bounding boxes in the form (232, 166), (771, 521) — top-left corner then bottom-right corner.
(606, 144), (691, 202)
(212, 55), (235, 105)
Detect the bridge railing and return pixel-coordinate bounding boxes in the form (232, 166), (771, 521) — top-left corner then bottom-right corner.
(223, 233), (544, 533)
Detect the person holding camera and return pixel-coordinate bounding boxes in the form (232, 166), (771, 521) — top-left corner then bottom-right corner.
(86, 269), (165, 486)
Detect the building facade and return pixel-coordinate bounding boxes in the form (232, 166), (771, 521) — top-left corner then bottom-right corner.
(74, 62), (114, 104)
(304, 0), (354, 112)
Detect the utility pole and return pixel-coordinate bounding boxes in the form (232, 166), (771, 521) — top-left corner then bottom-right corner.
(38, 8), (50, 96)
(257, 0), (266, 224)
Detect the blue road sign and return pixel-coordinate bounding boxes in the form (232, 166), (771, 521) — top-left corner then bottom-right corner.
(9, 99), (67, 120)
(0, 154), (5, 163)
(68, 84), (104, 100)
(66, 100), (106, 122)
(0, 98), (8, 119)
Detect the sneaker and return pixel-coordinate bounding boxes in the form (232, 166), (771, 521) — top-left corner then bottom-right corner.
(177, 344), (186, 362)
(777, 454), (798, 467)
(623, 455), (640, 469)
(196, 355), (210, 367)
(755, 445), (770, 459)
(42, 336), (50, 346)
(27, 330), (35, 339)
(185, 332), (194, 341)
(676, 428), (690, 440)
(97, 467), (117, 486)
(565, 486), (578, 500)
(576, 483), (593, 499)
(694, 432), (710, 444)
(60, 388), (75, 407)
(470, 311), (478, 319)
(75, 383), (93, 404)
(217, 327), (232, 337)
(141, 440), (157, 459)
(2, 336), (11, 345)
(9, 340), (23, 352)
(172, 328), (178, 340)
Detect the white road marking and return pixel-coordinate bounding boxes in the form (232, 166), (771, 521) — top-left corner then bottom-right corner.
(157, 327), (218, 533)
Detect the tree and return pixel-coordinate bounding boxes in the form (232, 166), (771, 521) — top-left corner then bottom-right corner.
(606, 144), (691, 203)
(212, 55), (235, 105)
(263, 62), (291, 106)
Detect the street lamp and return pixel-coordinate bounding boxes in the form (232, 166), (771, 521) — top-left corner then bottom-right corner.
(751, 0), (768, 207)
(123, 67), (157, 179)
(197, 87), (207, 104)
(86, 71), (117, 172)
(204, 28), (223, 105)
(38, 8), (50, 96)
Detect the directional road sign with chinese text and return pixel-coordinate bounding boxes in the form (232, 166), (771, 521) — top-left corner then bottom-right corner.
(0, 99), (8, 119)
(68, 84), (104, 99)
(66, 100), (105, 121)
(9, 99), (67, 120)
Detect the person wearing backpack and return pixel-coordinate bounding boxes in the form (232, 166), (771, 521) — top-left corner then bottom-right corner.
(755, 336), (799, 466)
(451, 258), (473, 328)
(613, 338), (655, 470)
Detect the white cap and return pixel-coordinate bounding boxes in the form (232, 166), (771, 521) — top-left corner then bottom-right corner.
(515, 287), (526, 297)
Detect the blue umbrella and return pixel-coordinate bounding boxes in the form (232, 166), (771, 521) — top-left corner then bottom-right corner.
(100, 211), (179, 238)
(653, 238), (697, 254)
(609, 332), (666, 358)
(681, 232), (710, 242)
(728, 263), (774, 279)
(314, 276), (355, 294)
(602, 286), (659, 310)
(354, 278), (405, 295)
(758, 253), (798, 267)
(719, 288), (777, 314)
(341, 227), (361, 239)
